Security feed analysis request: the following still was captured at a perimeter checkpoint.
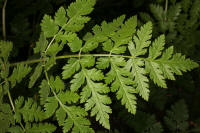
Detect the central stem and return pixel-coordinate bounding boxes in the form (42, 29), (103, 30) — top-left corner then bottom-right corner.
(11, 54), (142, 66)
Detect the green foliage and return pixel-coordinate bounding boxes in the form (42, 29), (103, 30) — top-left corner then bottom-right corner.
(9, 64), (32, 88)
(0, 0), (199, 132)
(0, 40), (13, 62)
(131, 111), (163, 133)
(25, 123), (56, 133)
(119, 99), (191, 133)
(14, 96), (46, 123)
(139, 0), (200, 57)
(0, 103), (14, 133)
(28, 63), (43, 88)
(164, 100), (189, 132)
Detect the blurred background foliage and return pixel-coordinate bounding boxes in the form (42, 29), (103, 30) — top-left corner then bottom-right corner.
(0, 0), (200, 132)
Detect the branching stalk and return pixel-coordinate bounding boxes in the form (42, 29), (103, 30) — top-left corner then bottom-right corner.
(7, 89), (26, 132)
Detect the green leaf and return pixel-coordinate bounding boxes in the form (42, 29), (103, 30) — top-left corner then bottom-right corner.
(58, 91), (80, 104)
(70, 70), (85, 92)
(70, 66), (111, 129)
(34, 32), (48, 54)
(41, 15), (59, 38)
(131, 111), (163, 133)
(26, 123), (56, 133)
(44, 97), (58, 117)
(68, 36), (82, 52)
(96, 57), (110, 69)
(55, 7), (68, 26)
(145, 61), (167, 88)
(29, 63), (43, 88)
(0, 40), (13, 61)
(7, 126), (24, 133)
(106, 57), (137, 114)
(150, 4), (164, 21)
(164, 100), (189, 132)
(148, 35), (165, 59)
(44, 56), (56, 71)
(0, 103), (14, 133)
(46, 42), (63, 57)
(56, 107), (66, 126)
(80, 56), (95, 68)
(126, 58), (149, 101)
(57, 106), (94, 133)
(14, 97), (46, 122)
(129, 22), (152, 56)
(167, 4), (181, 31)
(50, 76), (65, 93)
(168, 4), (181, 21)
(82, 68), (111, 129)
(39, 80), (50, 105)
(181, 0), (192, 12)
(82, 15), (125, 52)
(167, 53), (199, 74)
(62, 58), (80, 79)
(102, 40), (113, 52)
(9, 64), (32, 88)
(65, 0), (96, 32)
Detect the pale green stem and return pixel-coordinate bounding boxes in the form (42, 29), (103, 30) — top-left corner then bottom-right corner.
(11, 54), (143, 66)
(7, 89), (26, 132)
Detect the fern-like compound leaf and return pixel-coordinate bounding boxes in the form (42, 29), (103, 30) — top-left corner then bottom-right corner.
(61, 106), (94, 133)
(127, 22), (199, 101)
(7, 126), (24, 133)
(55, 7), (68, 27)
(105, 57), (137, 114)
(125, 22), (152, 100)
(164, 100), (189, 132)
(39, 80), (50, 105)
(52, 95), (93, 133)
(145, 60), (167, 88)
(34, 33), (48, 54)
(0, 103), (15, 133)
(44, 97), (58, 117)
(70, 66), (112, 129)
(9, 64), (32, 88)
(14, 96), (46, 123)
(125, 58), (149, 101)
(29, 63), (43, 88)
(130, 22), (152, 56)
(82, 15), (137, 53)
(0, 40), (13, 61)
(70, 70), (85, 92)
(148, 35), (165, 59)
(58, 91), (80, 104)
(49, 76), (65, 93)
(62, 58), (80, 79)
(96, 57), (110, 69)
(41, 15), (59, 38)
(41, 76), (93, 133)
(167, 4), (181, 31)
(65, 0), (95, 32)
(46, 42), (63, 57)
(150, 4), (165, 21)
(131, 111), (163, 133)
(82, 68), (111, 129)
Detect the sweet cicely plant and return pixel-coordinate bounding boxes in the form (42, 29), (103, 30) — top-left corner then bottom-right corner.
(0, 0), (198, 132)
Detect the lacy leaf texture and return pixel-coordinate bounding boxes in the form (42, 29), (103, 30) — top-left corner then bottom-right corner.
(0, 0), (199, 132)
